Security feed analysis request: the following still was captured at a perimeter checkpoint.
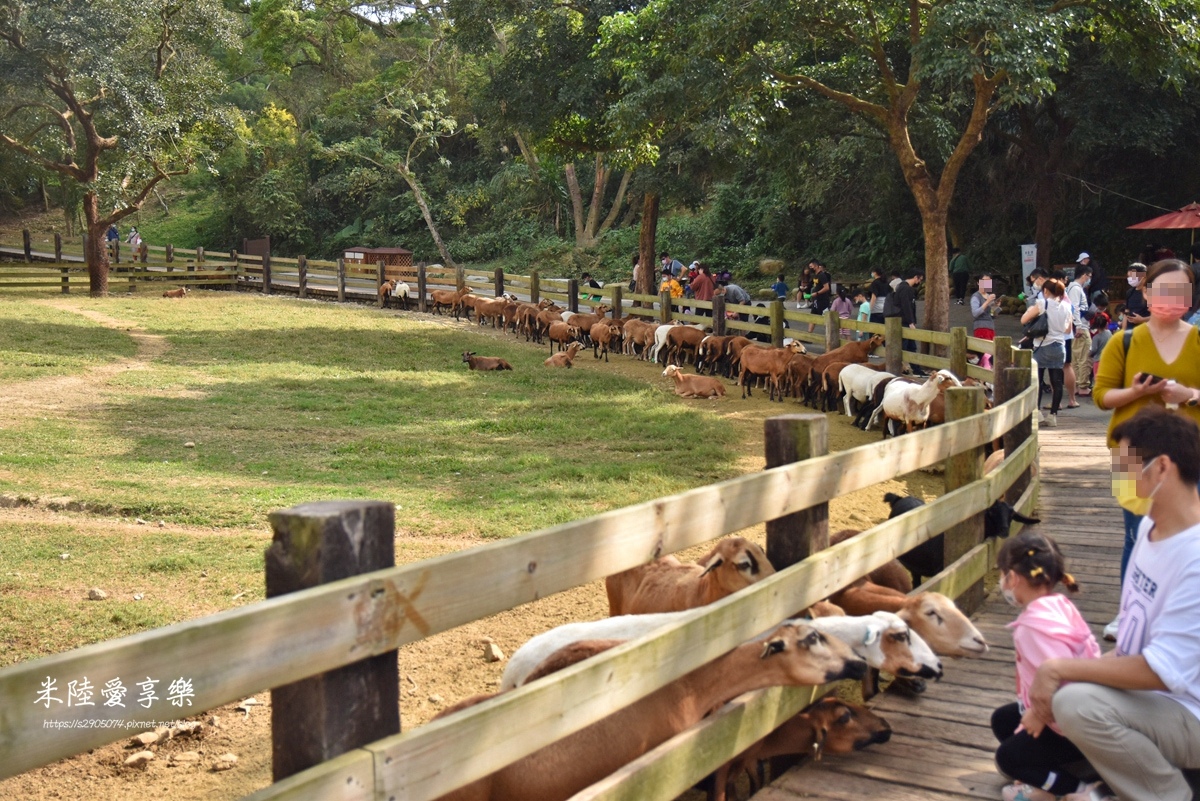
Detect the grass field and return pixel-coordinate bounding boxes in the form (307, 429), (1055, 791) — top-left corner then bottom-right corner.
(0, 290), (749, 665)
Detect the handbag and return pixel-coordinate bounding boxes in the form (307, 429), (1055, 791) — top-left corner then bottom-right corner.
(1022, 312), (1049, 340)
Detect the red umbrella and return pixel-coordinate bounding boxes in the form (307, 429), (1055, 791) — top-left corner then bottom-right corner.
(1127, 202), (1200, 245)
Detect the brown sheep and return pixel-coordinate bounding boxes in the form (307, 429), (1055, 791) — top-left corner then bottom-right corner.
(829, 529), (912, 593)
(696, 335), (731, 375)
(432, 286), (469, 316)
(565, 305), (612, 340)
(723, 336), (754, 378)
(544, 342), (583, 368)
(829, 581), (988, 658)
(605, 537), (775, 616)
(663, 364), (726, 399)
(474, 297), (508, 328)
(462, 351), (513, 371)
(162, 287), (188, 298)
(804, 335), (884, 405)
(589, 321), (621, 362)
(534, 309), (564, 344)
(667, 324), (707, 366)
(784, 351), (817, 400)
(738, 341), (806, 402)
(546, 321), (581, 353)
(821, 360), (887, 412)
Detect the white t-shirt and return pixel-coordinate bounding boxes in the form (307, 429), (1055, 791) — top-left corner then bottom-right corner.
(1035, 298), (1071, 348)
(1116, 517), (1200, 722)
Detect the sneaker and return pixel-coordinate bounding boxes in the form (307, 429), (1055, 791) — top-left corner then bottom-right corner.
(1002, 782), (1056, 801)
(956, 299), (964, 305)
(1063, 781), (1117, 801)
(1103, 617), (1120, 642)
(1044, 414), (1057, 428)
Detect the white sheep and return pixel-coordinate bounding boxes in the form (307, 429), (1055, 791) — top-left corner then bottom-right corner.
(838, 363), (895, 418)
(649, 322), (681, 364)
(867, 369), (961, 436)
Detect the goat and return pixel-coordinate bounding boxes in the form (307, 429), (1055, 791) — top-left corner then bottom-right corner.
(839, 364), (896, 422)
(925, 376), (993, 426)
(868, 369), (961, 437)
(738, 341), (806, 402)
(829, 582), (988, 658)
(462, 351), (513, 371)
(696, 335), (730, 375)
(649, 322), (681, 364)
(546, 321), (581, 353)
(711, 698), (892, 801)
(431, 286), (469, 316)
(663, 364), (726, 399)
(667, 325), (708, 366)
(437, 622), (865, 801)
(620, 319), (654, 357)
(820, 360), (885, 412)
(881, 492), (1040, 585)
(162, 287), (188, 298)
(589, 321), (621, 362)
(802, 335), (884, 406)
(605, 537), (774, 616)
(475, 297), (508, 329)
(544, 342), (583, 368)
(830, 528), (913, 593)
(564, 305), (612, 345)
(534, 308), (564, 344)
(379, 279), (411, 310)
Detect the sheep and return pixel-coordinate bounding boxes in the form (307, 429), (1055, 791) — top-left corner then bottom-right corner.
(783, 351), (817, 400)
(605, 537), (774, 616)
(829, 582), (988, 658)
(379, 279), (411, 310)
(461, 351), (513, 371)
(633, 321), (662, 359)
(880, 492), (1040, 585)
(839, 364), (897, 421)
(534, 308), (564, 344)
(589, 321), (621, 362)
(711, 698), (893, 801)
(649, 322), (681, 364)
(667, 324), (708, 366)
(513, 303), (542, 341)
(925, 376), (993, 426)
(546, 321), (581, 353)
(475, 297), (508, 329)
(431, 286), (469, 316)
(801, 335), (884, 405)
(867, 369), (961, 437)
(544, 342), (583, 368)
(662, 364), (726, 399)
(830, 528), (913, 593)
(820, 360), (885, 412)
(695, 335), (730, 375)
(620, 319), (655, 357)
(436, 621), (865, 801)
(723, 336), (754, 379)
(162, 287), (189, 298)
(738, 341), (806, 402)
(564, 305), (612, 345)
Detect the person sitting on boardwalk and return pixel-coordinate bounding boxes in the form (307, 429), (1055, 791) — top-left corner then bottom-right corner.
(1030, 408), (1200, 801)
(991, 532), (1102, 801)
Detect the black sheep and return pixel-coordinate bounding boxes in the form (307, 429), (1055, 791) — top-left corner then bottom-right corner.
(882, 492), (1040, 585)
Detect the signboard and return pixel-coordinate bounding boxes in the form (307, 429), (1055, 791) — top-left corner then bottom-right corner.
(1020, 244), (1037, 285)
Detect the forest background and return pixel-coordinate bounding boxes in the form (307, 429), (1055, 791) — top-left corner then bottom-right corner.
(3, 0), (1200, 326)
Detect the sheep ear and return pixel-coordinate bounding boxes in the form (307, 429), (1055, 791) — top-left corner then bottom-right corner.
(760, 638), (787, 659)
(700, 556), (725, 576)
(862, 627), (880, 647)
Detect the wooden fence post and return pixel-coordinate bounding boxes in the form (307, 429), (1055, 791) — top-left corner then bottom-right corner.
(494, 267), (504, 298)
(659, 290), (672, 324)
(196, 246), (204, 264)
(764, 415), (829, 569)
(950, 326), (968, 378)
(265, 501), (400, 781)
(377, 260), (386, 308)
(885, 316), (904, 375)
(139, 242), (148, 263)
(943, 386), (987, 614)
(166, 244), (174, 263)
(712, 295), (726, 336)
(416, 262), (427, 312)
(530, 270), (540, 304)
(336, 259), (346, 302)
(455, 264), (465, 291)
(824, 308), (841, 352)
(61, 266), (69, 294)
(297, 255), (307, 299)
(53, 233), (62, 263)
(610, 284), (623, 318)
(771, 300), (785, 347)
(568, 279), (579, 313)
(1003, 365), (1035, 503)
(262, 252), (272, 296)
(111, 237), (119, 264)
(993, 335), (1013, 384)
(22, 229), (31, 262)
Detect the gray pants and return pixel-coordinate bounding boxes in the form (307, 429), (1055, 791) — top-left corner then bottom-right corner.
(1054, 683), (1200, 801)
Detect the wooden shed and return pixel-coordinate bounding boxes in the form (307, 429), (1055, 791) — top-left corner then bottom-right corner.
(343, 246), (415, 282)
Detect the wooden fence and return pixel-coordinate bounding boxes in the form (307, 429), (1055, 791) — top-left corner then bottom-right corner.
(0, 343), (1038, 799)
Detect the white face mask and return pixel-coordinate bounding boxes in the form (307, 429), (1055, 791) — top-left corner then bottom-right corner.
(1128, 276), (1141, 288)
(1140, 457), (1166, 506)
(999, 572), (1020, 607)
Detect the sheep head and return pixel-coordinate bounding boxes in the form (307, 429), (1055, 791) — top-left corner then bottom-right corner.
(697, 537), (775, 595)
(809, 698), (892, 754)
(759, 623), (867, 684)
(898, 593), (988, 658)
(461, 351), (476, 363)
(662, 364), (681, 378)
(867, 612), (942, 679)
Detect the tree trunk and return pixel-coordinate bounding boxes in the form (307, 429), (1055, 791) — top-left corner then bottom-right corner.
(1033, 178), (1057, 272)
(564, 162), (588, 248)
(597, 169), (632, 237)
(582, 154), (610, 245)
(82, 192), (109, 296)
(637, 192), (660, 296)
(919, 208), (950, 334)
(399, 167), (456, 269)
(513, 130), (539, 181)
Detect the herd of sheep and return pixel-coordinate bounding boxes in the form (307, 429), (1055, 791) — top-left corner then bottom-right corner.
(373, 283), (1014, 800)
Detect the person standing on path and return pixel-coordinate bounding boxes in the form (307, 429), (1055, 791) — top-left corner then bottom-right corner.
(885, 269), (925, 371)
(971, 272), (997, 370)
(1030, 408), (1200, 801)
(950, 246), (971, 305)
(1021, 279), (1072, 427)
(1067, 265), (1093, 397)
(1077, 252), (1107, 297)
(690, 263), (715, 316)
(868, 267), (890, 324)
(1092, 259), (1200, 640)
(1122, 263), (1151, 327)
(806, 260), (833, 334)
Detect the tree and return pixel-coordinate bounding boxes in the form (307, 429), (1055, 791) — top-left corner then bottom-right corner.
(0, 0), (239, 295)
(606, 0), (1200, 331)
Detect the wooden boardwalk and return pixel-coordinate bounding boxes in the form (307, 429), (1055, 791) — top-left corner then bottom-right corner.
(762, 402), (1121, 801)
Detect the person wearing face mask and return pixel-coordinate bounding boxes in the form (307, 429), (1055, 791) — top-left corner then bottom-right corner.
(1066, 265), (1093, 399)
(991, 532), (1102, 801)
(1029, 408), (1200, 801)
(1122, 263), (1151, 327)
(1021, 278), (1072, 426)
(1093, 259), (1200, 640)
(971, 272), (997, 369)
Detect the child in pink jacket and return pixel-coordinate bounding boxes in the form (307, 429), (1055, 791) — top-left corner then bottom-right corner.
(992, 532), (1106, 801)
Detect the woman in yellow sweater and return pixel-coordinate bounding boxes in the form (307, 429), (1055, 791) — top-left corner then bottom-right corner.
(1094, 259), (1200, 639)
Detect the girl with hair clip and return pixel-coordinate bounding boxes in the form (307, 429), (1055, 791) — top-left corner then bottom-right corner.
(992, 532), (1107, 801)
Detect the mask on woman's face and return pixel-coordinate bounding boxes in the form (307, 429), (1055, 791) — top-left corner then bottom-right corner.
(979, 281), (992, 292)
(1128, 276), (1141, 288)
(999, 572), (1020, 607)
(1149, 297), (1191, 321)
